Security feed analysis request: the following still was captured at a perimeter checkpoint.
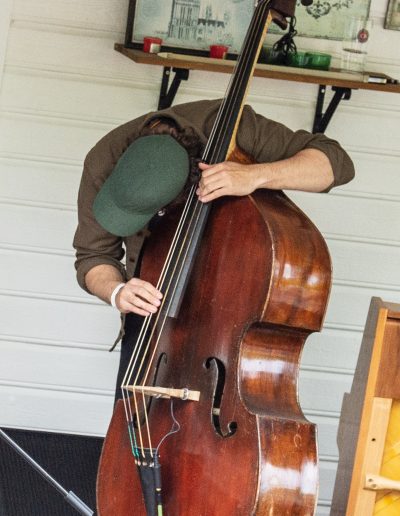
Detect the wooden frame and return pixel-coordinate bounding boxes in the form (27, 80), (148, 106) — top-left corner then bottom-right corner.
(385, 0), (400, 30)
(331, 297), (400, 515)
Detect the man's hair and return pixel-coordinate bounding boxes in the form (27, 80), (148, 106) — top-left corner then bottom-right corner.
(139, 117), (204, 195)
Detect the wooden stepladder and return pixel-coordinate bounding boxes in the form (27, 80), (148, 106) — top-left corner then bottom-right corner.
(331, 297), (400, 515)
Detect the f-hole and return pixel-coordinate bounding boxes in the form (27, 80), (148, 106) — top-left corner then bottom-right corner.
(205, 357), (237, 438)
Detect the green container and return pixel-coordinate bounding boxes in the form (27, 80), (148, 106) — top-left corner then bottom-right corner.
(305, 52), (332, 70)
(287, 52), (310, 68)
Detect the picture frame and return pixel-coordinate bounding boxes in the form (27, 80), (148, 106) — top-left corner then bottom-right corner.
(270, 0), (371, 40)
(124, 0), (255, 57)
(384, 0), (400, 30)
(123, 0), (373, 57)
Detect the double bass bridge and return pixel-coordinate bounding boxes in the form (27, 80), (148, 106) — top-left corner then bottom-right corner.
(123, 384), (201, 402)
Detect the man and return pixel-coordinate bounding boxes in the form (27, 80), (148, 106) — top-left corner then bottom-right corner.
(73, 98), (354, 393)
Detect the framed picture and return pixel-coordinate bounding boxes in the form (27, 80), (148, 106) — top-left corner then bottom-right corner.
(270, 0), (372, 40)
(125, 0), (255, 56)
(385, 0), (400, 29)
(124, 0), (372, 56)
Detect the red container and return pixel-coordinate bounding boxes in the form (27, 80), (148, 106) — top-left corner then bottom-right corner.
(209, 45), (229, 59)
(143, 37), (162, 53)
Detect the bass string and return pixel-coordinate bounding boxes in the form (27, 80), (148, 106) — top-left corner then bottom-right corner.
(120, 185), (198, 393)
(120, 181), (210, 457)
(122, 1), (271, 458)
(120, 180), (204, 394)
(123, 185), (209, 457)
(121, 0), (272, 457)
(122, 194), (200, 453)
(122, 3), (271, 458)
(120, 186), (200, 455)
(204, 1), (267, 157)
(204, 0), (271, 164)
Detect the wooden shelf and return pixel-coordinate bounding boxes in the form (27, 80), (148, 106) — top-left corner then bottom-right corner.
(115, 44), (400, 133)
(115, 44), (400, 94)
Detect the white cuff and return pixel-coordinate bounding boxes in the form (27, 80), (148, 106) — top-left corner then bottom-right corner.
(110, 283), (125, 309)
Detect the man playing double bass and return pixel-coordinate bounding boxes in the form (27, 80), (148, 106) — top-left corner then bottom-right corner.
(73, 98), (354, 396)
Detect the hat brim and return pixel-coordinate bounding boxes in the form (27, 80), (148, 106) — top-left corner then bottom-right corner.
(93, 184), (153, 237)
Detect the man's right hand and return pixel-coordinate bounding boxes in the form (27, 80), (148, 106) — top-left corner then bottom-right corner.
(85, 264), (162, 317)
(116, 278), (163, 316)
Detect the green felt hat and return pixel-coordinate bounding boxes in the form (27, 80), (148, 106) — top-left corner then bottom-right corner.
(93, 135), (189, 237)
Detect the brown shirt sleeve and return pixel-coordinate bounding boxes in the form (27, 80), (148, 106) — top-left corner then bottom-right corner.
(73, 100), (355, 294)
(73, 157), (126, 293)
(236, 104), (355, 191)
(73, 115), (149, 293)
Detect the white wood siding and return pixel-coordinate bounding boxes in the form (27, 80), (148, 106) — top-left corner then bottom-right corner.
(0, 1), (399, 513)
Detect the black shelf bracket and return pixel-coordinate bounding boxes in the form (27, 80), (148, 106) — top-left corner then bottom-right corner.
(156, 69), (352, 132)
(312, 85), (352, 134)
(158, 67), (190, 110)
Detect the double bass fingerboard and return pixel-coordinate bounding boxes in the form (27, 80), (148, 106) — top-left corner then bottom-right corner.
(155, 0), (273, 318)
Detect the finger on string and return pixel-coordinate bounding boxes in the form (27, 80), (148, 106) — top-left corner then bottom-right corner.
(202, 175), (227, 191)
(123, 300), (153, 317)
(127, 278), (162, 299)
(198, 187), (228, 203)
(124, 283), (161, 306)
(199, 162), (225, 177)
(137, 284), (163, 303)
(133, 296), (159, 314)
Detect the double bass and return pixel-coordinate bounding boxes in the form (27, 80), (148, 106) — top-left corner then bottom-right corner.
(97, 0), (332, 514)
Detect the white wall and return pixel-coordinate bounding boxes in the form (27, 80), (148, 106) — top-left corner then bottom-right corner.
(0, 0), (399, 513)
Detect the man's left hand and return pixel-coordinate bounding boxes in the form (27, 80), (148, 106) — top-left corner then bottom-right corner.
(197, 161), (259, 203)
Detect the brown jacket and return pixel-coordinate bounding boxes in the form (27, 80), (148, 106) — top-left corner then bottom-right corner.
(73, 99), (355, 293)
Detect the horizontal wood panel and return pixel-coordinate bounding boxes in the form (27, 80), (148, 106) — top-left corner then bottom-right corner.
(339, 152), (400, 199)
(0, 248), (397, 353)
(2, 235), (399, 300)
(326, 284), (400, 327)
(328, 239), (400, 288)
(310, 415), (340, 458)
(299, 369), (353, 415)
(0, 115), (109, 163)
(318, 459), (338, 503)
(0, 341), (342, 455)
(4, 27), (400, 132)
(1, 194), (399, 257)
(13, 0), (127, 32)
(301, 329), (362, 371)
(5, 61), (400, 139)
(1, 71), (157, 127)
(327, 101), (400, 152)
(0, 340), (119, 392)
(0, 295), (120, 346)
(6, 27), (147, 82)
(289, 190), (400, 244)
(5, 270), (390, 350)
(0, 249), (88, 299)
(0, 159), (81, 207)
(0, 384), (114, 436)
(0, 204), (77, 251)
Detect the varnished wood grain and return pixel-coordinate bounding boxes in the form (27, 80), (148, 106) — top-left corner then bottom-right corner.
(97, 166), (331, 514)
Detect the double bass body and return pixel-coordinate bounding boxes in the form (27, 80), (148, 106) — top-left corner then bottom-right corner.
(97, 147), (332, 515)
